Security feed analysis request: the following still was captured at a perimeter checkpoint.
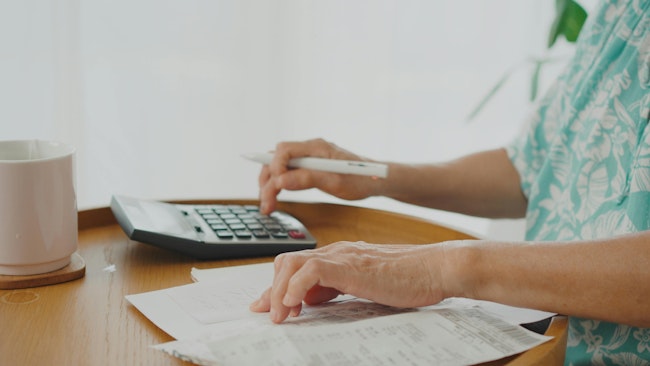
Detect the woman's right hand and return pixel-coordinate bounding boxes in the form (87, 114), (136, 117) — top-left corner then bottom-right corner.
(258, 138), (384, 214)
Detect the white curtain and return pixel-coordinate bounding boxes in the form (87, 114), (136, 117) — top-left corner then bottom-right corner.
(2, 1), (589, 239)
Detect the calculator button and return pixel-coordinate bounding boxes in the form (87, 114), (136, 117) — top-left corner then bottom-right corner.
(201, 213), (220, 220)
(252, 230), (269, 238)
(216, 230), (234, 239)
(234, 230), (252, 238)
(271, 232), (289, 239)
(288, 230), (306, 239)
(189, 203), (314, 247)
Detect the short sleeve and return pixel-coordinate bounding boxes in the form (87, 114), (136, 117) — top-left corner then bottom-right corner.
(505, 79), (566, 200)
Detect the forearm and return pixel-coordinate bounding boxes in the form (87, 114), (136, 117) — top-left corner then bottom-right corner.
(376, 148), (527, 218)
(442, 233), (650, 327)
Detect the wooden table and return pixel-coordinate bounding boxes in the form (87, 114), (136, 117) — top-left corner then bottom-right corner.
(0, 200), (567, 365)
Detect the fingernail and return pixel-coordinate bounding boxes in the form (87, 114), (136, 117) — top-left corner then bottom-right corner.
(260, 201), (268, 214)
(290, 306), (301, 317)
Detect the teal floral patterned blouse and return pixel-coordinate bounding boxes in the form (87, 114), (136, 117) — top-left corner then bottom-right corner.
(506, 0), (650, 365)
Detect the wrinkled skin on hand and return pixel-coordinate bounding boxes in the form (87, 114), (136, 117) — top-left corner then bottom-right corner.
(258, 139), (381, 214)
(250, 241), (452, 324)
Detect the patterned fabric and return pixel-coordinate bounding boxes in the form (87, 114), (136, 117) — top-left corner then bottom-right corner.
(506, 0), (650, 365)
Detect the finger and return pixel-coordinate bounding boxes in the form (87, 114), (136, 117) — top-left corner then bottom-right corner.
(275, 168), (325, 191)
(270, 139), (343, 176)
(274, 139), (333, 160)
(268, 145), (294, 177)
(283, 258), (346, 308)
(263, 168), (328, 202)
(288, 303), (303, 317)
(259, 175), (282, 214)
(259, 159), (323, 214)
(303, 285), (342, 305)
(258, 166), (277, 214)
(258, 165), (271, 189)
(274, 164), (371, 202)
(270, 253), (305, 323)
(249, 287), (272, 312)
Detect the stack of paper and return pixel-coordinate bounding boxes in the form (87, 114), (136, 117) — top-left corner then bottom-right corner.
(126, 262), (554, 366)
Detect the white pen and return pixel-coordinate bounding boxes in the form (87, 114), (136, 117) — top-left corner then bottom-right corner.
(242, 152), (388, 178)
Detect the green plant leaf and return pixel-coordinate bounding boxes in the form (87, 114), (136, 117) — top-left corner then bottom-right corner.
(530, 60), (543, 101)
(548, 0), (587, 48)
(467, 57), (567, 121)
(466, 66), (517, 121)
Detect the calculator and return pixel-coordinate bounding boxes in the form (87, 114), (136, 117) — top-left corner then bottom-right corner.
(110, 195), (317, 259)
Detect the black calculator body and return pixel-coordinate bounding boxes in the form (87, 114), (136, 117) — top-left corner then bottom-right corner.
(110, 195), (317, 259)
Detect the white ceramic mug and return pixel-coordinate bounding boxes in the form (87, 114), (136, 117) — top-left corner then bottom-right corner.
(0, 140), (78, 275)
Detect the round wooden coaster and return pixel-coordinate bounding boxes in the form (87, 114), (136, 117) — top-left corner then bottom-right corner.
(0, 252), (86, 290)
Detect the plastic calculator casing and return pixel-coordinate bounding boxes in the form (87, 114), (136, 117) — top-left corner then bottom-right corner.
(110, 195), (317, 259)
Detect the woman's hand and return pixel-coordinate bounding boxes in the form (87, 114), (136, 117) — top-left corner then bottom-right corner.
(249, 241), (452, 324)
(258, 138), (384, 214)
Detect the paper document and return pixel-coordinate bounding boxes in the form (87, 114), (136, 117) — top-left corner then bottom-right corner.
(126, 262), (555, 366)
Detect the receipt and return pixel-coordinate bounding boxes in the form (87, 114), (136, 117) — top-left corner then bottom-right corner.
(157, 306), (551, 366)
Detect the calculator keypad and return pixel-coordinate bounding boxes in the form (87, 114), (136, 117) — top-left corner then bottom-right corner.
(111, 195), (316, 259)
(195, 205), (306, 241)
